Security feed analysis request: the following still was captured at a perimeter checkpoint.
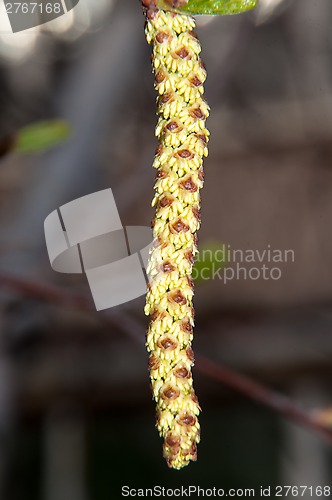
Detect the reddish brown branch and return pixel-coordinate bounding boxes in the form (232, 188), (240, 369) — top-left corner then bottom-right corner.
(196, 355), (332, 444)
(0, 272), (331, 443)
(0, 273), (92, 311)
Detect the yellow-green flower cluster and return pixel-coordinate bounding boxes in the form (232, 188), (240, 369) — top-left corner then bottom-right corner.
(144, 9), (209, 469)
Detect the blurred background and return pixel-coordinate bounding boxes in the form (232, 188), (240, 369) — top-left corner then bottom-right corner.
(0, 0), (331, 498)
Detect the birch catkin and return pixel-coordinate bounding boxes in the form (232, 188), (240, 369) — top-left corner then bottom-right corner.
(144, 8), (209, 470)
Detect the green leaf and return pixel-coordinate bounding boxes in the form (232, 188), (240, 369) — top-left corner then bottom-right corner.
(192, 241), (227, 284)
(15, 120), (71, 154)
(156, 0), (258, 16)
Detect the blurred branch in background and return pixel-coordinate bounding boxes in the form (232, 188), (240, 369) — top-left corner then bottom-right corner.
(0, 272), (331, 446)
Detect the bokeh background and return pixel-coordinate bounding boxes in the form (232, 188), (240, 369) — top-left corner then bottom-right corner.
(0, 0), (331, 498)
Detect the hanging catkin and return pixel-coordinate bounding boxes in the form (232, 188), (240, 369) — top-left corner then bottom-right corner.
(143, 5), (209, 470)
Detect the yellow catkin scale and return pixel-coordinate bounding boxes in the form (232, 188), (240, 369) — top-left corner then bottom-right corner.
(144, 8), (209, 470)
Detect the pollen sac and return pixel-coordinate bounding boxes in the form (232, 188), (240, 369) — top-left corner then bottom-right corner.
(186, 346), (195, 362)
(189, 105), (206, 120)
(149, 354), (161, 371)
(174, 365), (190, 379)
(160, 92), (175, 104)
(177, 148), (194, 159)
(165, 433), (181, 448)
(174, 46), (190, 59)
(178, 412), (197, 427)
(192, 205), (200, 221)
(185, 250), (195, 264)
(181, 319), (193, 334)
(189, 74), (203, 87)
(171, 218), (190, 233)
(161, 384), (181, 400)
(189, 442), (197, 461)
(165, 120), (183, 133)
(196, 133), (208, 146)
(180, 175), (198, 192)
(156, 30), (171, 43)
(155, 69), (167, 83)
(159, 195), (174, 208)
(161, 260), (176, 273)
(168, 289), (187, 305)
(198, 168), (204, 181)
(157, 335), (178, 350)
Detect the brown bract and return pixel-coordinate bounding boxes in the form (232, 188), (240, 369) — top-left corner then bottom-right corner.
(140, 0), (159, 19)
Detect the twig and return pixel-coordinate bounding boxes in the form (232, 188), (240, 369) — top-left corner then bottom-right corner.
(0, 273), (92, 311)
(196, 355), (332, 444)
(1, 272), (332, 444)
(0, 273), (139, 339)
